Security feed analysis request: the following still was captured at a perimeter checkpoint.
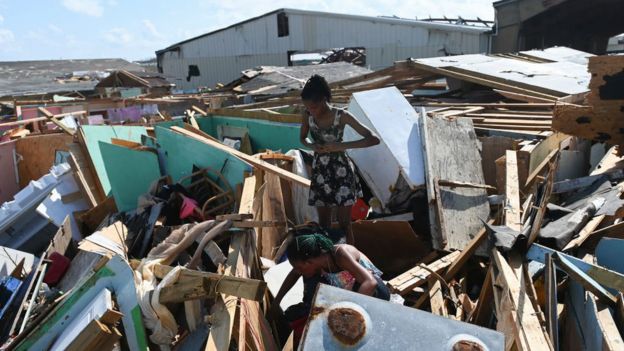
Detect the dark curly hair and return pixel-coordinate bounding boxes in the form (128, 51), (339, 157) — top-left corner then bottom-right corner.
(300, 74), (331, 103)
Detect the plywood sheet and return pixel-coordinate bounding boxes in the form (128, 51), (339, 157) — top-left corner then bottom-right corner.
(352, 220), (430, 277)
(0, 140), (19, 204)
(422, 116), (490, 252)
(15, 134), (73, 188)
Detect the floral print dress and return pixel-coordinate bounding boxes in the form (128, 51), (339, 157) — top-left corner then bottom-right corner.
(307, 108), (363, 207)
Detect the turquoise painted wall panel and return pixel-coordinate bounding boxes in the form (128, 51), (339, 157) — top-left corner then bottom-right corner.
(155, 126), (249, 189)
(196, 116), (303, 152)
(99, 142), (161, 212)
(82, 126), (148, 196)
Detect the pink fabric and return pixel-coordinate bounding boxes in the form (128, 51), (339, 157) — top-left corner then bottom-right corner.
(179, 194), (201, 220)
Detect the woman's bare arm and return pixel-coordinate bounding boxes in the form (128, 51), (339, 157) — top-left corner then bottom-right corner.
(334, 246), (378, 296)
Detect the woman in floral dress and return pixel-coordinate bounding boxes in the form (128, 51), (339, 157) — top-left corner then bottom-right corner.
(299, 75), (379, 244)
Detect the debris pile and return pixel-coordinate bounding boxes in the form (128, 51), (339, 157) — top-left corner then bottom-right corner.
(1, 46), (623, 351)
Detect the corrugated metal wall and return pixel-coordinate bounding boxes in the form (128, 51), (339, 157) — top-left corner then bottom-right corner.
(159, 12), (489, 90)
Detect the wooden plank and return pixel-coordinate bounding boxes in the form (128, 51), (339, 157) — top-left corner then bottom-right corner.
(208, 108), (301, 123)
(388, 250), (461, 295)
(238, 175), (256, 214)
(79, 196), (118, 233)
(595, 299), (624, 351)
(110, 138), (142, 149)
(172, 126), (311, 187)
(544, 253), (558, 351)
(437, 179), (497, 191)
(493, 89), (559, 103)
(68, 151), (98, 208)
(232, 220), (286, 228)
(444, 219), (494, 281)
(562, 215), (605, 251)
(204, 240), (227, 266)
(49, 216), (75, 256)
(153, 264), (267, 302)
(68, 140), (106, 204)
(65, 319), (121, 351)
(523, 149), (558, 190)
(616, 294), (624, 337)
(526, 161), (556, 246)
(580, 220), (624, 250)
(422, 115), (490, 252)
(472, 267), (494, 326)
(491, 249), (553, 351)
(192, 105), (208, 116)
(38, 107), (76, 136)
(505, 150), (522, 231)
(216, 213), (253, 221)
(428, 279), (448, 317)
(260, 173), (288, 259)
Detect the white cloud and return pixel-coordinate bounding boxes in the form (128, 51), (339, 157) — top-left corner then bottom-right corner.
(0, 14), (4, 23)
(0, 28), (14, 44)
(48, 24), (63, 34)
(62, 0), (103, 17)
(142, 19), (162, 38)
(102, 27), (133, 45)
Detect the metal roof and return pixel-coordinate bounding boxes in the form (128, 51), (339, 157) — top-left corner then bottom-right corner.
(156, 8), (490, 55)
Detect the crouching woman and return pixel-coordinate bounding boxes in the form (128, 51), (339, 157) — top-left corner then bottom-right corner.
(275, 233), (390, 344)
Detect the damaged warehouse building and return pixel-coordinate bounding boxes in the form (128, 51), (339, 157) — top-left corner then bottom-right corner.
(155, 8), (491, 91)
(1, 1), (624, 350)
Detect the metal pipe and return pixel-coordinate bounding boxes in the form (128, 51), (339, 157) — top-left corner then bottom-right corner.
(18, 263), (47, 334)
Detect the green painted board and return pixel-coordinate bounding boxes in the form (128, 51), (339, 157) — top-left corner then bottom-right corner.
(196, 116), (304, 152)
(155, 126), (249, 189)
(99, 142), (161, 212)
(81, 125), (148, 196)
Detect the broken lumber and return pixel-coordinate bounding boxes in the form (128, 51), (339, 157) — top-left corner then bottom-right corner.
(491, 249), (553, 351)
(153, 264), (267, 302)
(171, 126), (311, 187)
(389, 250), (461, 295)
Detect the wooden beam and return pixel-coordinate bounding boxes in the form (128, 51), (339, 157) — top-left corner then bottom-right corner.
(216, 213), (253, 221)
(153, 264), (266, 302)
(171, 126), (311, 187)
(444, 219), (494, 281)
(38, 107), (76, 136)
(65, 319), (121, 351)
(232, 220), (286, 228)
(505, 150), (522, 231)
(238, 176), (256, 214)
(437, 179), (497, 191)
(524, 149), (558, 190)
(192, 105), (208, 116)
(562, 215), (606, 251)
(68, 151), (98, 208)
(428, 279), (448, 317)
(389, 250), (461, 295)
(491, 249), (553, 351)
(544, 253), (558, 351)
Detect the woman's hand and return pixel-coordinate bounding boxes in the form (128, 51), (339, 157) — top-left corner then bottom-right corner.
(312, 142), (344, 153)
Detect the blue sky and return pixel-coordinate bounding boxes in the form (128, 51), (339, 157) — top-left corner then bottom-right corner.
(0, 0), (495, 61)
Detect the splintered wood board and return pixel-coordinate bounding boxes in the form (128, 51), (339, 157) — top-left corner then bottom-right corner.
(422, 116), (490, 254)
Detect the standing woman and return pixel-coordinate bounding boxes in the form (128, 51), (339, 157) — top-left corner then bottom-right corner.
(299, 75), (379, 244)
